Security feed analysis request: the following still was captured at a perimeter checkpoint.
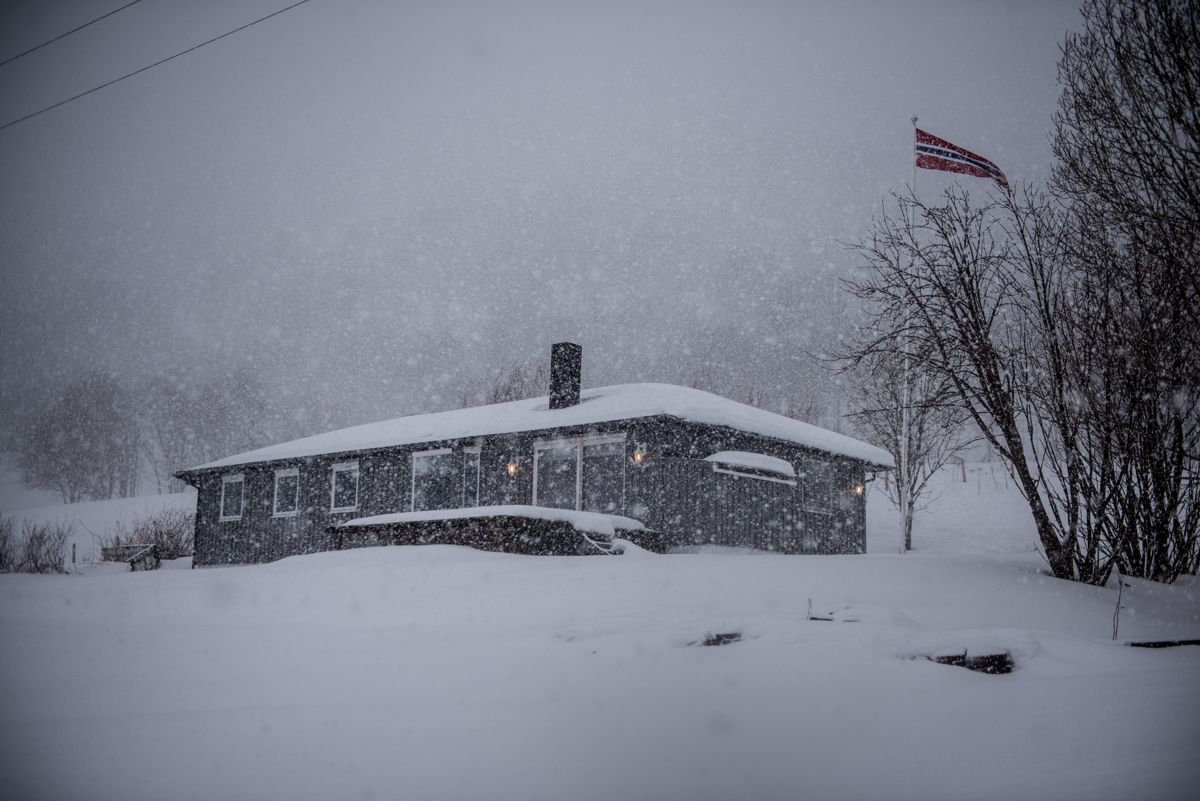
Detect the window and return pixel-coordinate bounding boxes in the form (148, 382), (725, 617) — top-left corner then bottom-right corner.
(330, 461), (359, 512)
(273, 467), (299, 517)
(581, 441), (625, 514)
(463, 447), (481, 507)
(799, 458), (833, 514)
(220, 473), (244, 521)
(533, 435), (626, 513)
(706, 451), (797, 486)
(535, 443), (577, 510)
(412, 449), (458, 512)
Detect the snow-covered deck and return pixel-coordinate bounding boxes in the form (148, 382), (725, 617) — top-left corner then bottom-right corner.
(340, 505), (645, 537)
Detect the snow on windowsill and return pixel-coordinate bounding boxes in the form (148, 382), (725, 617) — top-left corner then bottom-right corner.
(703, 450), (796, 478)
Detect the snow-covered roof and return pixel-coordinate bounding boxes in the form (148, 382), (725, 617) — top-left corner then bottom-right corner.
(184, 383), (894, 471)
(340, 505), (646, 536)
(704, 451), (797, 478)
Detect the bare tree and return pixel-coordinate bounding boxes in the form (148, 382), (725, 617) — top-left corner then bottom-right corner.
(17, 372), (140, 503)
(845, 342), (970, 551)
(139, 367), (287, 492)
(848, 189), (1092, 580)
(1051, 0), (1200, 580)
(485, 358), (550, 404)
(1053, 0), (1200, 343)
(850, 185), (1198, 583)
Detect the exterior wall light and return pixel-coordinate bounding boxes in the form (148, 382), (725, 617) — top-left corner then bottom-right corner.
(853, 484), (865, 495)
(632, 449), (648, 465)
(505, 461), (520, 477)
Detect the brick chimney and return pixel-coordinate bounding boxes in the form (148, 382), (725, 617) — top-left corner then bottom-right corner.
(549, 342), (582, 409)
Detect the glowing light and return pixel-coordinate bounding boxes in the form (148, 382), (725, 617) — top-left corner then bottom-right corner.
(853, 485), (864, 495)
(505, 461), (519, 477)
(632, 450), (648, 465)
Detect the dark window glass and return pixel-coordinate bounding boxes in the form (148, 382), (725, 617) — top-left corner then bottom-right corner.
(536, 445), (577, 510)
(463, 451), (480, 507)
(581, 442), (624, 514)
(413, 451), (458, 512)
(220, 477), (243, 519)
(274, 472), (299, 515)
(332, 464), (359, 511)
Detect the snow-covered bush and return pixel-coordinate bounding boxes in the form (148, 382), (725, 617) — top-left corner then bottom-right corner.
(16, 521), (70, 574)
(103, 508), (194, 558)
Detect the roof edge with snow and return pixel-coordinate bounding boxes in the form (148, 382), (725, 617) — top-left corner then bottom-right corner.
(180, 383), (894, 473)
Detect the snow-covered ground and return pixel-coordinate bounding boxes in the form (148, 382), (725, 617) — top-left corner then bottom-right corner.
(2, 488), (196, 567)
(1, 465), (1198, 801)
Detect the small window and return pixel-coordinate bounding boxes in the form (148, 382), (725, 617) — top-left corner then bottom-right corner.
(273, 467), (300, 517)
(331, 461), (359, 512)
(220, 473), (244, 521)
(412, 449), (458, 512)
(463, 447), (481, 508)
(706, 451), (798, 486)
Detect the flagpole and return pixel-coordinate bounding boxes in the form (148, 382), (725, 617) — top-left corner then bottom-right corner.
(911, 114), (918, 195)
(901, 113), (917, 551)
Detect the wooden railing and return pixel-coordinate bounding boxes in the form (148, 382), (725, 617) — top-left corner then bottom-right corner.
(100, 543), (165, 571)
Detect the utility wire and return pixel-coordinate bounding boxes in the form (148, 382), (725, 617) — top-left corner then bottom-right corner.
(0, 0), (144, 68)
(0, 0), (315, 133)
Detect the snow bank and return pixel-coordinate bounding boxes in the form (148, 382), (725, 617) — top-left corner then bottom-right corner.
(1, 547), (1197, 801)
(343, 504), (646, 535)
(187, 383), (894, 471)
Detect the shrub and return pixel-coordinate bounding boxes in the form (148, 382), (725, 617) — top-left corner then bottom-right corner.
(133, 507), (194, 558)
(0, 517), (16, 572)
(103, 508), (194, 559)
(17, 521), (70, 574)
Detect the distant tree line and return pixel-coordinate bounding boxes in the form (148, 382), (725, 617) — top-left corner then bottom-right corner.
(12, 366), (298, 503)
(846, 0), (1198, 583)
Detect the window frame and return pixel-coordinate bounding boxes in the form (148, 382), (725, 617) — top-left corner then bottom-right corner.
(532, 433), (626, 512)
(219, 473), (245, 522)
(410, 448), (455, 512)
(272, 467), (300, 518)
(330, 460), (360, 513)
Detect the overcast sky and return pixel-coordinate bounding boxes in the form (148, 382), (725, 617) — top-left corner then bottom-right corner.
(0, 0), (1081, 444)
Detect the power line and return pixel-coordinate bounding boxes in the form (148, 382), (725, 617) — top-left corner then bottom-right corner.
(0, 0), (316, 134)
(0, 0), (144, 68)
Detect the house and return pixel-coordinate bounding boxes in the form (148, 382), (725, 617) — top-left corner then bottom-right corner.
(176, 344), (893, 565)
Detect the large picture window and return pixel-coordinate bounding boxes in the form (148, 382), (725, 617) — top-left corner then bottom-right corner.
(330, 461), (359, 512)
(220, 473), (244, 521)
(799, 458), (833, 514)
(412, 449), (458, 512)
(273, 467), (299, 517)
(535, 444), (577, 510)
(581, 441), (625, 514)
(534, 435), (626, 514)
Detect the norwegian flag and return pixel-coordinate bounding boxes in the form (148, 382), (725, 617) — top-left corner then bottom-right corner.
(915, 128), (1008, 190)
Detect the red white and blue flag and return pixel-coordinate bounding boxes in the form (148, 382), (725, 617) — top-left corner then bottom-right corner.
(915, 128), (1008, 190)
